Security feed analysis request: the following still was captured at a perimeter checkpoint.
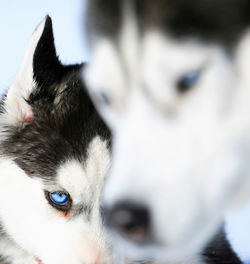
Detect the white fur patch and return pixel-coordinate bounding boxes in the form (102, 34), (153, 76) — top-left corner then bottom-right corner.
(57, 136), (110, 206)
(119, 1), (140, 87)
(84, 39), (127, 129)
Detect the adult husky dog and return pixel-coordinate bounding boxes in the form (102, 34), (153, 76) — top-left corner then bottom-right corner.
(84, 0), (250, 262)
(0, 16), (111, 264)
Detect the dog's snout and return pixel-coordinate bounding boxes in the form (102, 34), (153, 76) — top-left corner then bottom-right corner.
(104, 201), (150, 243)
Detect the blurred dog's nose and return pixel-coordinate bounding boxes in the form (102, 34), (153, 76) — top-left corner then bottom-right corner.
(104, 201), (150, 243)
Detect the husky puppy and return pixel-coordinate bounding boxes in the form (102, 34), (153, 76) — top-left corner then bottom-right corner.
(84, 0), (250, 263)
(0, 16), (111, 264)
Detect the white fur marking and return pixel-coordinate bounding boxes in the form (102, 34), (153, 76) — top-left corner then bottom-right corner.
(3, 18), (46, 125)
(57, 136), (110, 206)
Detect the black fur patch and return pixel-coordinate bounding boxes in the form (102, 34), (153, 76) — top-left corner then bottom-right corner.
(33, 16), (64, 88)
(87, 0), (250, 49)
(202, 228), (242, 264)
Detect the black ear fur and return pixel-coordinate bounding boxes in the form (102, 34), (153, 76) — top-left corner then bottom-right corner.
(33, 15), (63, 88)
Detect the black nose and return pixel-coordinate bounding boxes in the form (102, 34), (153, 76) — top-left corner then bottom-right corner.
(103, 201), (150, 244)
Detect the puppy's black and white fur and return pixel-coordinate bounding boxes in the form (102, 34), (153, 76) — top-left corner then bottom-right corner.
(84, 0), (250, 263)
(0, 16), (111, 264)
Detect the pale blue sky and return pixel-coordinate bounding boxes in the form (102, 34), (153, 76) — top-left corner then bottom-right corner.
(0, 0), (249, 262)
(0, 0), (87, 92)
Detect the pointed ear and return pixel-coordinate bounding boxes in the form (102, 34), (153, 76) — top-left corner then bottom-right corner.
(3, 15), (61, 125)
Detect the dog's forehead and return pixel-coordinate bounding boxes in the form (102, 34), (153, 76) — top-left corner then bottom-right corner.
(56, 136), (110, 203)
(56, 160), (89, 201)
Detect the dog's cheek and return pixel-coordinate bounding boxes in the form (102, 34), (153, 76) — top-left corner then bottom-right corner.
(32, 218), (108, 264)
(0, 159), (49, 251)
(0, 160), (108, 264)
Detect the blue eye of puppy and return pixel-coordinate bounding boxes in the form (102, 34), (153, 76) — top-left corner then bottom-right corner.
(50, 192), (68, 204)
(177, 71), (200, 93)
(45, 191), (72, 212)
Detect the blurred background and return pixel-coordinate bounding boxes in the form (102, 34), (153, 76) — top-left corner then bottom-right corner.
(0, 0), (249, 263)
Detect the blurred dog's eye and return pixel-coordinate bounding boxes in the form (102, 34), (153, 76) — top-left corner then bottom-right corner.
(45, 191), (72, 212)
(99, 91), (110, 105)
(177, 71), (200, 93)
